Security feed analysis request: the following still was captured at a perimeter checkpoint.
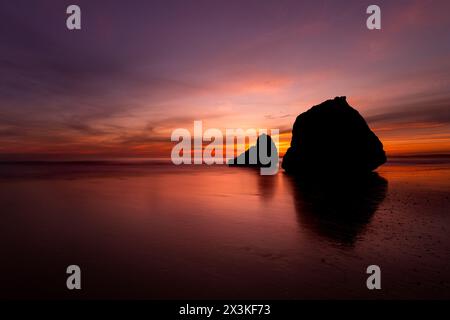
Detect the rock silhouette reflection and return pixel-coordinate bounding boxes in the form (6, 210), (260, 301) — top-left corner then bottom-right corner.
(286, 173), (388, 246)
(257, 173), (277, 202)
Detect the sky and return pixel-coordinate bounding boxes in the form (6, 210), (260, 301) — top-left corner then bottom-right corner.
(1, 0), (449, 160)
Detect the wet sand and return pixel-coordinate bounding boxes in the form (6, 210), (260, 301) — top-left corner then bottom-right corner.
(0, 159), (449, 299)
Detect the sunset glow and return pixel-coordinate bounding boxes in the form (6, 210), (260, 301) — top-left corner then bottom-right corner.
(1, 0), (449, 160)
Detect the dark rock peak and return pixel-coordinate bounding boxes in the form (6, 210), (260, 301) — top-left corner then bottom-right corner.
(228, 133), (278, 167)
(282, 96), (386, 176)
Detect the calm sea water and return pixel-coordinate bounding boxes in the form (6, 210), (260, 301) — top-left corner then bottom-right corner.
(0, 159), (449, 299)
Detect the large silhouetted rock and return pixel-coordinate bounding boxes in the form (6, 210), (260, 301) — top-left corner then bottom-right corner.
(282, 96), (386, 176)
(228, 134), (278, 168)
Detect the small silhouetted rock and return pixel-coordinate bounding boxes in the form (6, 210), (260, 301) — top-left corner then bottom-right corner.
(228, 134), (278, 167)
(282, 96), (386, 176)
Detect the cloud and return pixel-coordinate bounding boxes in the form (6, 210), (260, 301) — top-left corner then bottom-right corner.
(366, 94), (450, 127)
(1, 0), (450, 159)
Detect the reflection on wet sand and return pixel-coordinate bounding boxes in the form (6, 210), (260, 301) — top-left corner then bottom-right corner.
(1, 162), (449, 299)
(285, 173), (388, 245)
(229, 166), (278, 201)
(257, 173), (277, 202)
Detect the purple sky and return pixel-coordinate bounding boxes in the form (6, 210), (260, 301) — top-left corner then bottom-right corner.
(1, 0), (450, 159)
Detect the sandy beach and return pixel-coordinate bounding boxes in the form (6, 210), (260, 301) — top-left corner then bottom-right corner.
(0, 158), (449, 299)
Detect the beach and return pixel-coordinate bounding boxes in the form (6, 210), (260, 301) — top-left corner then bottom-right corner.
(0, 159), (449, 299)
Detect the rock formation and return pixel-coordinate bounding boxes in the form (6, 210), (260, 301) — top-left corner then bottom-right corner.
(228, 134), (278, 168)
(282, 96), (386, 176)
